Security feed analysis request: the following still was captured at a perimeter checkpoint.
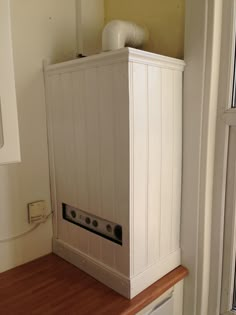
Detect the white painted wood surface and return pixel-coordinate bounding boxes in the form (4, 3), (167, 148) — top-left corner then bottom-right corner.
(182, 0), (223, 314)
(45, 47), (184, 297)
(0, 0), (20, 164)
(137, 280), (183, 315)
(208, 2), (236, 314)
(221, 127), (236, 314)
(136, 289), (173, 315)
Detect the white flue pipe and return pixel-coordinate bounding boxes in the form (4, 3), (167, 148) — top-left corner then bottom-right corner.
(102, 20), (149, 52)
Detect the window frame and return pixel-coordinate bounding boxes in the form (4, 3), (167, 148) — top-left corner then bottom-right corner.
(208, 0), (236, 314)
(183, 0), (236, 314)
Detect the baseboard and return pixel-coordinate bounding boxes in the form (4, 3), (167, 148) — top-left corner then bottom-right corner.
(130, 249), (181, 298)
(53, 238), (180, 299)
(53, 238), (131, 298)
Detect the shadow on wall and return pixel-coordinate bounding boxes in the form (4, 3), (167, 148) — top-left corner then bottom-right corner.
(104, 0), (185, 59)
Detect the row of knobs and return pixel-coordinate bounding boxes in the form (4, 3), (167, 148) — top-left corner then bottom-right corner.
(70, 210), (122, 241)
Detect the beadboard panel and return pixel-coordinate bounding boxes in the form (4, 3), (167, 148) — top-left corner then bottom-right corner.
(98, 65), (116, 268)
(171, 71), (182, 253)
(47, 62), (130, 277)
(71, 70), (90, 254)
(131, 62), (149, 276)
(160, 69), (174, 259)
(96, 63), (130, 271)
(130, 64), (182, 276)
(110, 63), (130, 275)
(147, 66), (162, 266)
(84, 67), (102, 261)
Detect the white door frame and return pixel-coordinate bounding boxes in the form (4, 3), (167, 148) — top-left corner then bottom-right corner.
(182, 0), (223, 314)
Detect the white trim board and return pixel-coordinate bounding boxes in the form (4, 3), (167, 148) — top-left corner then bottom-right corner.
(181, 0), (223, 314)
(53, 238), (130, 298)
(220, 128), (236, 314)
(53, 238), (180, 299)
(44, 47), (185, 74)
(182, 0), (236, 314)
(208, 1), (236, 314)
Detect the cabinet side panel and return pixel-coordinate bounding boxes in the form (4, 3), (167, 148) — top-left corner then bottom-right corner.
(48, 62), (130, 277)
(171, 71), (182, 252)
(147, 66), (162, 266)
(160, 69), (174, 259)
(130, 62), (149, 276)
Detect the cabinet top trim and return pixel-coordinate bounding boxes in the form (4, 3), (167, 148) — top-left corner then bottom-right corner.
(44, 47), (185, 75)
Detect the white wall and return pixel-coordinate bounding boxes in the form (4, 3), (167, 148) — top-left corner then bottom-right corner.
(0, 0), (77, 272)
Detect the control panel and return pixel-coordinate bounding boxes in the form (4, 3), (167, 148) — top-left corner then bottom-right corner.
(62, 203), (122, 245)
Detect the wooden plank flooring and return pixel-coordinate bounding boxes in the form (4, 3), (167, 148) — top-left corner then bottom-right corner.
(0, 254), (188, 315)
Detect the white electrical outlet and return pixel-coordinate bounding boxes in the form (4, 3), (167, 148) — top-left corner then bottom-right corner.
(28, 200), (47, 224)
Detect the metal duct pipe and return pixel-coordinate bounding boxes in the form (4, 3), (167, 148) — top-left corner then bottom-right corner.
(102, 20), (149, 51)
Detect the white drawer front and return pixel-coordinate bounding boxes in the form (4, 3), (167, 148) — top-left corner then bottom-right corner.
(149, 296), (173, 315)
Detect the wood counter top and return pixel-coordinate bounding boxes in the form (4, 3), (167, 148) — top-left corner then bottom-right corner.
(0, 254), (188, 315)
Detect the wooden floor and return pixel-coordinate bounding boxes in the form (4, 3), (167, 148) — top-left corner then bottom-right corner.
(0, 254), (188, 315)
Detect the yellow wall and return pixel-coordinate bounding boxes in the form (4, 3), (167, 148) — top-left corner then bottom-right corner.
(104, 0), (185, 59)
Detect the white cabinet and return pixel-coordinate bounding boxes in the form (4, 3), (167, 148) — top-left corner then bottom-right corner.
(142, 296), (174, 315)
(45, 47), (184, 298)
(0, 0), (20, 164)
(150, 298), (173, 315)
(137, 281), (183, 315)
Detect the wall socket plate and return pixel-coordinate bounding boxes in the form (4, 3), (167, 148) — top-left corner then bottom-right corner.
(28, 200), (47, 224)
